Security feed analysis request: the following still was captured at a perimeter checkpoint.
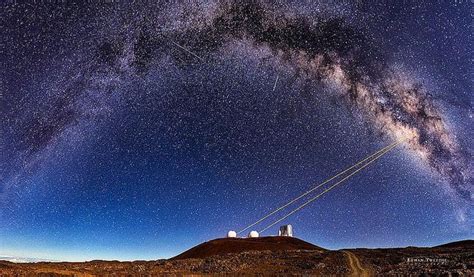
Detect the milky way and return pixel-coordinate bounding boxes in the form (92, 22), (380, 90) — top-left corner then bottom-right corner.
(1, 0), (472, 260)
(4, 1), (471, 199)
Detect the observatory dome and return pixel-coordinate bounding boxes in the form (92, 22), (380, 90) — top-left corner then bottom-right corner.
(248, 231), (259, 238)
(227, 230), (237, 238)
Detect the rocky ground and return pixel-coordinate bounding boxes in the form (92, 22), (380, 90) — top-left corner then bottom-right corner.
(1, 238), (472, 276)
(0, 250), (352, 276)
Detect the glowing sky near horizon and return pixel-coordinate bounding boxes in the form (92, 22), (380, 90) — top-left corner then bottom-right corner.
(1, 1), (472, 261)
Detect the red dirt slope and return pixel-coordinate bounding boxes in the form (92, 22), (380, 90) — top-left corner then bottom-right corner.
(434, 239), (474, 249)
(172, 236), (325, 260)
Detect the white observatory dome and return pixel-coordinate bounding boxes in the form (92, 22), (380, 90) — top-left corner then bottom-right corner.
(248, 231), (259, 238)
(227, 230), (237, 238)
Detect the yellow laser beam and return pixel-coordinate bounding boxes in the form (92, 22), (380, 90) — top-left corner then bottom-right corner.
(237, 140), (400, 234)
(259, 139), (404, 233)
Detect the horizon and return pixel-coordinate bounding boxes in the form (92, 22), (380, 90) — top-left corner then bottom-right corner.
(2, 237), (473, 263)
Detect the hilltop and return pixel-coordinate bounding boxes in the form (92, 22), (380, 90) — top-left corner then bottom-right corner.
(0, 238), (472, 275)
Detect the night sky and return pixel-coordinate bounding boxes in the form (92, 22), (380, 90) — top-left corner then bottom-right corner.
(1, 1), (472, 261)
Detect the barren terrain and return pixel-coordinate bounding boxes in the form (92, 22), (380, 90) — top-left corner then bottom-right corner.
(1, 238), (472, 276)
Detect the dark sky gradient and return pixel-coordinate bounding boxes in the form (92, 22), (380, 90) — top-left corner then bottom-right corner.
(1, 1), (472, 261)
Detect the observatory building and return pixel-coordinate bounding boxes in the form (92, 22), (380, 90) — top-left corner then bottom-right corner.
(226, 225), (293, 238)
(248, 231), (259, 238)
(278, 225), (293, 237)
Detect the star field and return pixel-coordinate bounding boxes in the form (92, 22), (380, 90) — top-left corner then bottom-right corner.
(1, 1), (472, 261)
